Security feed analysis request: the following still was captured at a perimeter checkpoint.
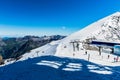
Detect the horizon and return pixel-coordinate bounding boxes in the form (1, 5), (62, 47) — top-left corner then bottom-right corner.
(0, 34), (67, 38)
(0, 0), (120, 37)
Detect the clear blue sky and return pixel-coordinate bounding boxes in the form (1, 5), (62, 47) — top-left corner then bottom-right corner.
(0, 0), (120, 37)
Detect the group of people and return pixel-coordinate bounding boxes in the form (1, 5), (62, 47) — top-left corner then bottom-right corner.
(107, 54), (119, 62)
(107, 53), (120, 62)
(70, 41), (120, 63)
(114, 56), (119, 62)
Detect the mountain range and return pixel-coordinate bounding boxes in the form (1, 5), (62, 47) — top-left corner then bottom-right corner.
(0, 35), (65, 59)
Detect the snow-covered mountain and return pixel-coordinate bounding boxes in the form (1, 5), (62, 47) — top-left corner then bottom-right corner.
(4, 12), (120, 65)
(56, 12), (120, 56)
(0, 35), (65, 59)
(65, 12), (120, 42)
(1, 12), (120, 80)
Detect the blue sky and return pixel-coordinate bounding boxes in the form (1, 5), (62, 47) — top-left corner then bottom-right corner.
(0, 0), (120, 37)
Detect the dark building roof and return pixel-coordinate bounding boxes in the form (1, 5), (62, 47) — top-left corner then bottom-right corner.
(91, 40), (120, 47)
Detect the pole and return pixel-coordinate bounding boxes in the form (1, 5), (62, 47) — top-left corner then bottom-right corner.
(73, 42), (75, 51)
(88, 54), (90, 61)
(99, 46), (101, 55)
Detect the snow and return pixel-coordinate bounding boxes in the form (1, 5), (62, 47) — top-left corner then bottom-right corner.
(56, 49), (120, 66)
(90, 70), (112, 75)
(19, 40), (60, 61)
(83, 12), (120, 41)
(1, 12), (120, 80)
(0, 40), (60, 67)
(0, 56), (119, 80)
(62, 63), (82, 71)
(37, 60), (62, 69)
(55, 12), (120, 66)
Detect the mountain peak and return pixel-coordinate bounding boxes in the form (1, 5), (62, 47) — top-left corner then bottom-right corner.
(111, 11), (120, 16)
(61, 11), (120, 44)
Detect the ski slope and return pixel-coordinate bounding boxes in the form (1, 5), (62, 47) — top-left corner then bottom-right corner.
(1, 56), (118, 80)
(56, 12), (120, 58)
(1, 40), (60, 66)
(19, 40), (60, 61)
(1, 12), (120, 80)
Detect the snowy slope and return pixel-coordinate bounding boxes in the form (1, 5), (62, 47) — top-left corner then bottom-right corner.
(2, 40), (60, 66)
(56, 12), (120, 57)
(20, 40), (60, 61)
(1, 56), (119, 80)
(64, 12), (120, 42)
(1, 12), (120, 80)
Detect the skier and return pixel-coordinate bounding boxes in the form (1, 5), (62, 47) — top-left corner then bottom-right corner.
(85, 50), (87, 55)
(42, 51), (44, 53)
(116, 56), (119, 62)
(108, 55), (110, 59)
(73, 53), (75, 56)
(114, 57), (116, 62)
(64, 45), (67, 48)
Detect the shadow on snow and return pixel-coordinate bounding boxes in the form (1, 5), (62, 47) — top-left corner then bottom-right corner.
(0, 56), (120, 80)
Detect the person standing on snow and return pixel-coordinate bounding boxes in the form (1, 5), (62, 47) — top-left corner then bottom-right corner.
(108, 55), (110, 59)
(85, 50), (87, 55)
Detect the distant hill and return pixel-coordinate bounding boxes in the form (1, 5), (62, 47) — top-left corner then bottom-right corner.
(0, 35), (65, 59)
